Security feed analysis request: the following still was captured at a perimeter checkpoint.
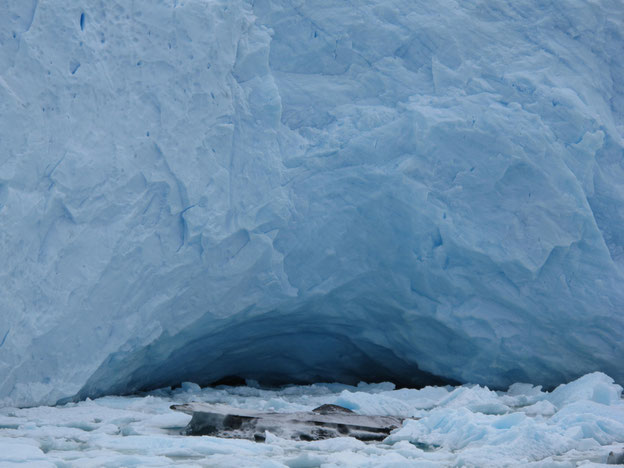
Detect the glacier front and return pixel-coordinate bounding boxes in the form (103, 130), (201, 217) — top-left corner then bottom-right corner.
(1, 0), (623, 407)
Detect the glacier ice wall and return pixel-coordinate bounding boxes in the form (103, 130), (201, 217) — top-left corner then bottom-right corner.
(1, 0), (623, 406)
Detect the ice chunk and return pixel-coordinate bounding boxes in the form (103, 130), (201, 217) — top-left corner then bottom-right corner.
(608, 450), (624, 465)
(179, 382), (202, 393)
(0, 439), (49, 464)
(386, 373), (624, 465)
(547, 373), (623, 409)
(519, 400), (557, 417)
(171, 402), (402, 441)
(437, 386), (510, 415)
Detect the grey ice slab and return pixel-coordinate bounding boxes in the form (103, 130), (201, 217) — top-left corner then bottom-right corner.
(607, 449), (624, 465)
(171, 403), (404, 442)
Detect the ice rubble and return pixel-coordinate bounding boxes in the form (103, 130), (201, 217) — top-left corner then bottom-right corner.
(1, 373), (623, 467)
(1, 0), (624, 406)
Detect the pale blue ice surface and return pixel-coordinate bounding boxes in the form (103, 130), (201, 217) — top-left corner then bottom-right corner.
(0, 0), (623, 407)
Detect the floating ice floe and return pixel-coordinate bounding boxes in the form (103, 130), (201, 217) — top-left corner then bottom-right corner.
(1, 372), (623, 467)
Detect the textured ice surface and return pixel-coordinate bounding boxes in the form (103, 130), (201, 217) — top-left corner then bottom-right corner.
(1, 373), (623, 467)
(1, 0), (624, 406)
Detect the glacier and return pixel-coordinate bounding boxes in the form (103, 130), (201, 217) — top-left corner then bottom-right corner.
(1, 0), (624, 407)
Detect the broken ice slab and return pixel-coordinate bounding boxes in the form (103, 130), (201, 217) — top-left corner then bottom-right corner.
(607, 449), (624, 465)
(171, 403), (404, 442)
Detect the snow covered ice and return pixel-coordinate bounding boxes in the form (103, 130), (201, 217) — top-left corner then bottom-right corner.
(1, 0), (623, 408)
(1, 373), (624, 467)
